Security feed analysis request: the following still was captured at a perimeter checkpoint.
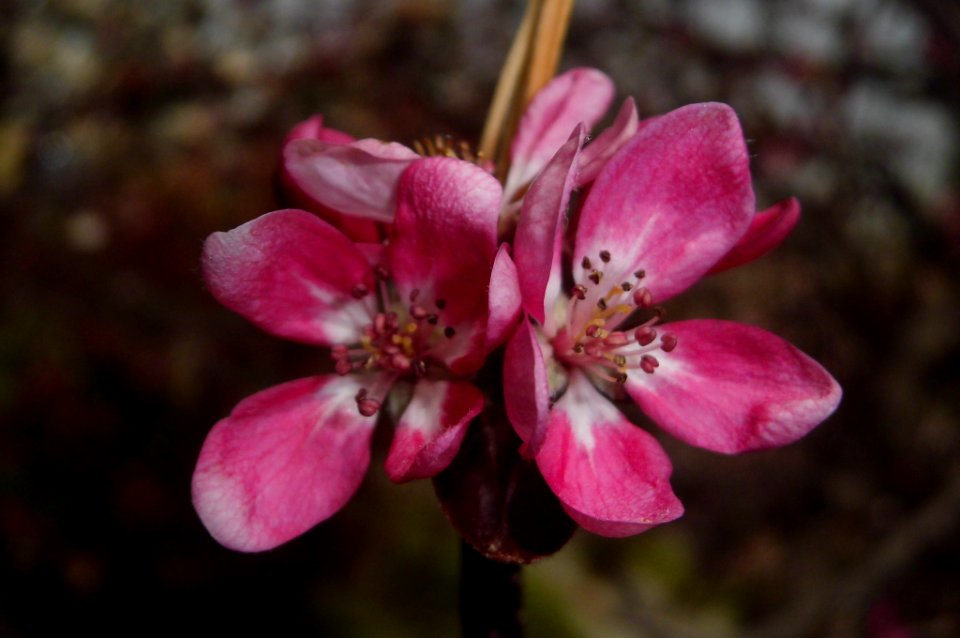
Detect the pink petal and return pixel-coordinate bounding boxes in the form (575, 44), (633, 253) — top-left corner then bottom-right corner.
(192, 374), (379, 552)
(572, 103), (755, 319)
(536, 371), (684, 536)
(203, 209), (375, 346)
(576, 97), (640, 185)
(280, 117), (381, 242)
(514, 125), (584, 326)
(503, 320), (551, 455)
(384, 379), (484, 483)
(625, 320), (842, 454)
(486, 244), (522, 351)
(708, 197), (801, 274)
(283, 138), (418, 223)
(504, 68), (614, 204)
(283, 114), (355, 145)
(389, 157), (502, 375)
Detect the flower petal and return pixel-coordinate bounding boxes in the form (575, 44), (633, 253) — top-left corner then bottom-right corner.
(506, 68), (614, 198)
(203, 209), (376, 345)
(625, 320), (842, 454)
(389, 157), (502, 375)
(192, 375), (378, 552)
(283, 114), (355, 145)
(283, 138), (418, 223)
(486, 244), (522, 351)
(708, 197), (801, 274)
(573, 103), (755, 316)
(514, 125), (584, 326)
(503, 320), (551, 455)
(536, 371), (684, 537)
(384, 379), (484, 483)
(576, 97), (639, 185)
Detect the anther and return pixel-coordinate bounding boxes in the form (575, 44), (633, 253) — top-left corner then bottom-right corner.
(572, 284), (588, 300)
(635, 326), (657, 346)
(588, 270), (603, 285)
(410, 305), (429, 320)
(633, 287), (653, 308)
(597, 298), (608, 311)
(444, 326), (456, 338)
(585, 324), (600, 338)
(335, 359), (352, 375)
(599, 250), (611, 263)
(660, 334), (678, 352)
(435, 298), (447, 309)
(413, 359), (428, 377)
(357, 397), (381, 417)
(375, 265), (390, 279)
(620, 282), (633, 292)
(572, 343), (585, 354)
(427, 314), (439, 325)
(581, 256), (593, 270)
(640, 355), (660, 374)
(351, 284), (369, 299)
(634, 269), (646, 280)
(613, 354), (627, 368)
(409, 288), (420, 302)
(614, 372), (628, 384)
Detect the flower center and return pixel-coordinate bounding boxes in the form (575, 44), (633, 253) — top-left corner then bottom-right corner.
(331, 266), (457, 416)
(554, 249), (677, 385)
(412, 134), (488, 167)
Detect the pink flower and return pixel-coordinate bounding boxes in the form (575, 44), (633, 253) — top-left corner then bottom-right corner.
(192, 157), (519, 552)
(504, 95), (842, 536)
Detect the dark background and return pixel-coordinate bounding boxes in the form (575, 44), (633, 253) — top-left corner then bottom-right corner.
(3, 0), (959, 636)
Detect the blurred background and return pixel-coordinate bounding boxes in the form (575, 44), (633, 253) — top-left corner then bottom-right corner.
(2, 0), (959, 635)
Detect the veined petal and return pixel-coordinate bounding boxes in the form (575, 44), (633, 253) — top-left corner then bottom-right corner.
(536, 371), (684, 537)
(384, 379), (484, 483)
(280, 117), (382, 242)
(486, 244), (522, 351)
(203, 209), (375, 345)
(503, 320), (551, 455)
(514, 126), (584, 326)
(576, 97), (639, 185)
(389, 157), (502, 375)
(573, 103), (755, 319)
(625, 320), (842, 454)
(506, 68), (614, 197)
(192, 374), (379, 552)
(708, 197), (801, 274)
(283, 138), (418, 222)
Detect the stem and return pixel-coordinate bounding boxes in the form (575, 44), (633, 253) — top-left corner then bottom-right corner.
(459, 540), (524, 638)
(479, 0), (576, 180)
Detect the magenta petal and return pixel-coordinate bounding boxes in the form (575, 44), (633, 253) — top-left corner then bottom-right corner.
(507, 68), (614, 196)
(577, 97), (639, 185)
(503, 321), (551, 455)
(202, 209), (375, 345)
(284, 114), (355, 145)
(384, 380), (484, 483)
(708, 197), (801, 274)
(389, 157), (502, 375)
(536, 372), (684, 537)
(625, 320), (842, 454)
(486, 244), (522, 351)
(573, 103), (755, 310)
(514, 126), (584, 326)
(192, 375), (378, 552)
(283, 138), (418, 222)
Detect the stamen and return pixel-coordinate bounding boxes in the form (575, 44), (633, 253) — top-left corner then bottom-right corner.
(444, 326), (456, 338)
(597, 298), (608, 311)
(634, 269), (646, 280)
(588, 270), (603, 285)
(351, 284), (369, 299)
(620, 282), (633, 292)
(640, 355), (660, 374)
(581, 256), (592, 270)
(660, 333), (678, 352)
(599, 250), (611, 263)
(435, 298), (447, 309)
(572, 284), (587, 300)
